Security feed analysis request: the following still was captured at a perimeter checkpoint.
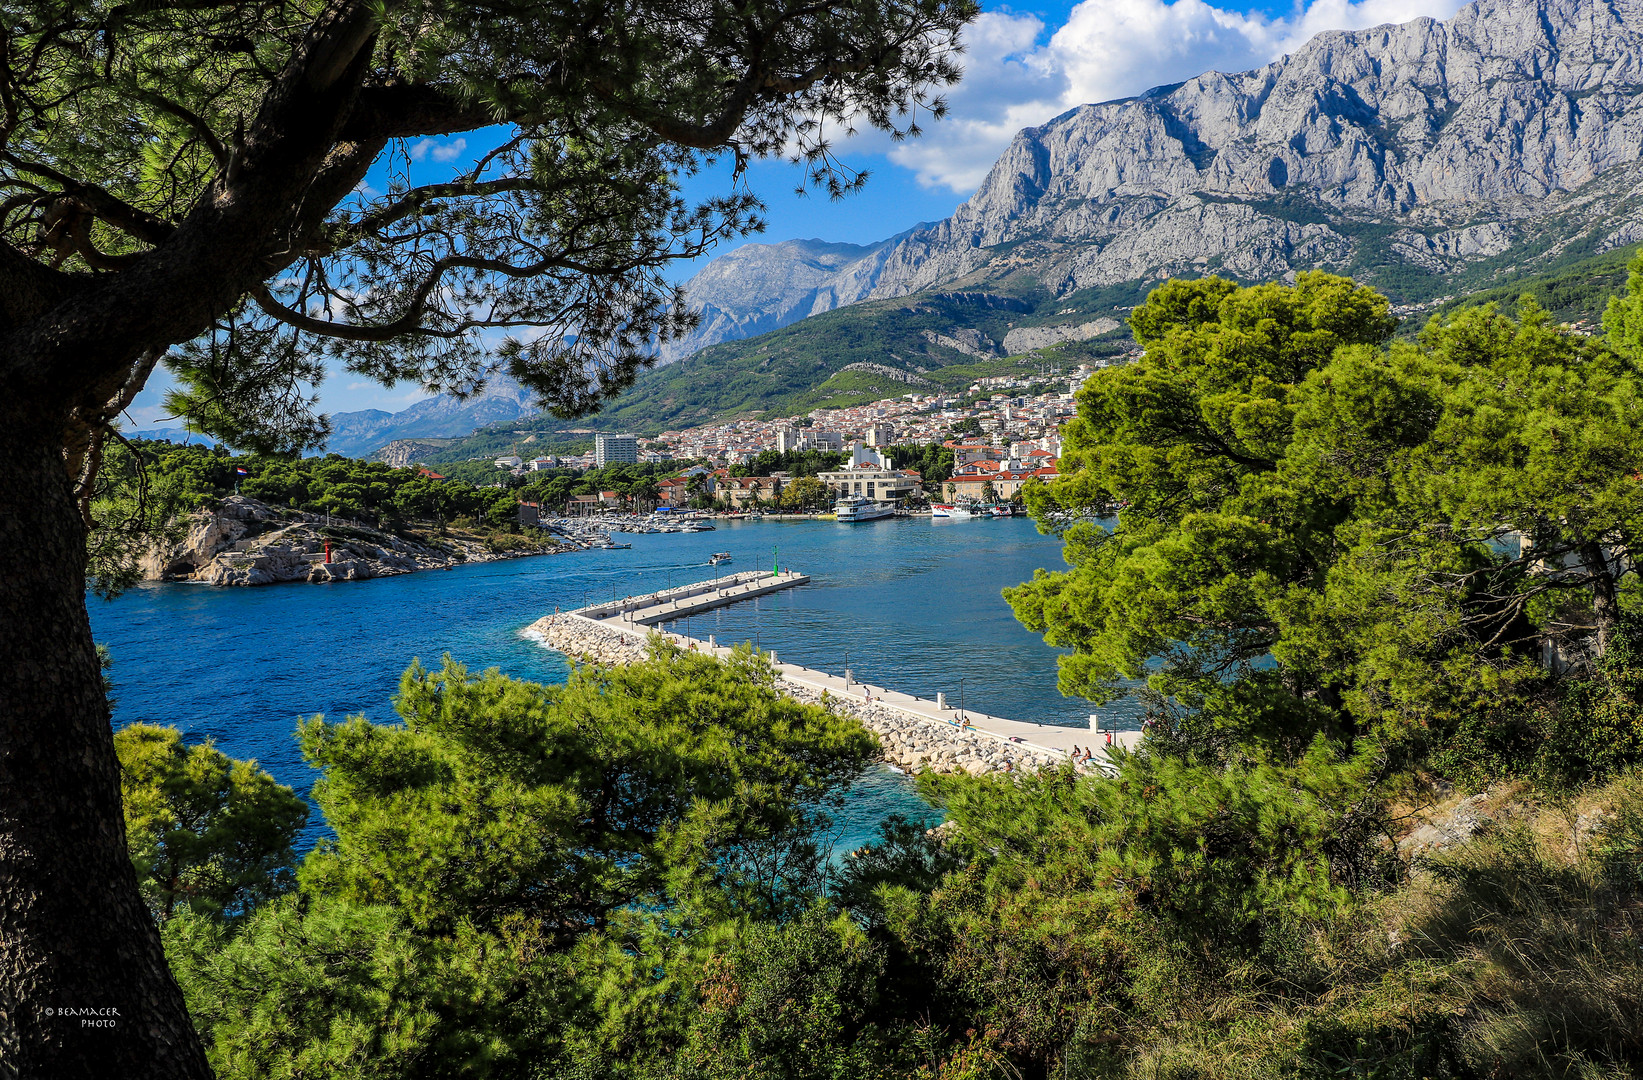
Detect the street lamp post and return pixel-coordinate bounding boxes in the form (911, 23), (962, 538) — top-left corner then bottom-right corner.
(959, 678), (966, 724)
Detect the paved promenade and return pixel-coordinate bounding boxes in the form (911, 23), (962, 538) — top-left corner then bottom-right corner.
(552, 571), (1141, 771)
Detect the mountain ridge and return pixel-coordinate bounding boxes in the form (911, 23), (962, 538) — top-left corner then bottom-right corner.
(325, 374), (538, 457)
(659, 226), (935, 364)
(858, 0), (1643, 301)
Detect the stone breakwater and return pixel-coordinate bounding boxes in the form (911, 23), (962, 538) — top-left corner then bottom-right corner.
(524, 614), (1067, 776)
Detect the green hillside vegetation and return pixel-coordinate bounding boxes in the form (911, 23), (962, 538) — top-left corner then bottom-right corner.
(404, 235), (1643, 471)
(404, 428), (595, 467)
(588, 293), (1068, 429)
(1426, 242), (1643, 328)
(125, 264), (1643, 1079)
(93, 442), (549, 596)
(415, 300), (1134, 461)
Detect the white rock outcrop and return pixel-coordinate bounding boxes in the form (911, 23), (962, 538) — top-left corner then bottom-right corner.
(146, 496), (565, 587)
(1002, 319), (1120, 355)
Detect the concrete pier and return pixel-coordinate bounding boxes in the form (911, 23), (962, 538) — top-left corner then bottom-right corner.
(580, 569), (809, 626)
(525, 567), (1141, 775)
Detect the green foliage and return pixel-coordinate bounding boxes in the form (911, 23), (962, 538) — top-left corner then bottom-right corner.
(131, 441), (522, 530)
(886, 443), (955, 486)
(298, 645), (876, 936)
(1011, 275), (1643, 763)
(517, 460), (695, 511)
(87, 434), (192, 597)
(165, 896), (553, 1080)
(665, 907), (903, 1080)
(1432, 613), (1643, 792)
(780, 475), (830, 510)
(162, 645), (886, 1078)
(114, 724), (307, 922)
(729, 448), (847, 478)
(1430, 243), (1642, 332)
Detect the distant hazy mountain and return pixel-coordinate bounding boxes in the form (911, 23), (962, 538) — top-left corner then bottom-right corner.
(659, 230), (929, 364)
(129, 427), (218, 447)
(326, 375), (538, 458)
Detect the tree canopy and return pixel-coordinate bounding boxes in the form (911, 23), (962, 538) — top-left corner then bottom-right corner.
(0, 2), (977, 1075)
(1009, 273), (1643, 754)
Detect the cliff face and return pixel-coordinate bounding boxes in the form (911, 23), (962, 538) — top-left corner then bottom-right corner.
(860, 0), (1643, 299)
(142, 496), (560, 586)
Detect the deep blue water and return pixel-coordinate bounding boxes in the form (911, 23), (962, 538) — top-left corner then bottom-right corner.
(89, 516), (1137, 852)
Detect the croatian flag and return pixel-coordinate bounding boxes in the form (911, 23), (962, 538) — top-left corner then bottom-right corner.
(235, 468), (248, 476)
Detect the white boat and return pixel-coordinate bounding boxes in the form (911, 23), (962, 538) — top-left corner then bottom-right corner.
(931, 504), (954, 518)
(709, 552), (732, 565)
(833, 494), (896, 522)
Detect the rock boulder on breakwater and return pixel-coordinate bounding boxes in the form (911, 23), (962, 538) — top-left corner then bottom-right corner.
(524, 614), (1068, 776)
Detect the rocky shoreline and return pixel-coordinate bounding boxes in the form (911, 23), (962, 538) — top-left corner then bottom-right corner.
(145, 496), (571, 586)
(524, 614), (1068, 776)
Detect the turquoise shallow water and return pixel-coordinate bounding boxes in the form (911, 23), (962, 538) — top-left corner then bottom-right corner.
(88, 515), (1138, 852)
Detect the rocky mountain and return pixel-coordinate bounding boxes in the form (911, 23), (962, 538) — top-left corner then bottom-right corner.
(326, 374), (538, 457)
(659, 230), (932, 364)
(862, 0), (1643, 302)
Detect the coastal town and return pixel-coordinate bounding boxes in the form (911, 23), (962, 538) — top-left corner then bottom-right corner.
(486, 361), (1108, 514)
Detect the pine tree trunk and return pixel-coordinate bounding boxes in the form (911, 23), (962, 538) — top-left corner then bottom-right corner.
(0, 406), (212, 1079)
(1582, 541), (1620, 657)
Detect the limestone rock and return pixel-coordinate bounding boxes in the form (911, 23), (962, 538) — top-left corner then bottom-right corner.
(855, 0), (1643, 301)
(146, 495), (562, 588)
(1001, 319), (1119, 355)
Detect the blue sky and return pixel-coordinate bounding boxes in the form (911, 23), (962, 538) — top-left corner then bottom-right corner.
(126, 0), (1463, 429)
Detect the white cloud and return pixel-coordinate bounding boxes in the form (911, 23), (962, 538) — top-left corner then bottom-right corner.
(406, 136), (468, 163)
(885, 0), (1465, 192)
(431, 137), (468, 163)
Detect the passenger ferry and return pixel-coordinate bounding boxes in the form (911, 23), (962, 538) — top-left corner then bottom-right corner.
(833, 494), (896, 523)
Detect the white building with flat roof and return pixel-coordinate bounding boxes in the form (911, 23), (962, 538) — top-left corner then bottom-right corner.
(593, 432), (638, 467)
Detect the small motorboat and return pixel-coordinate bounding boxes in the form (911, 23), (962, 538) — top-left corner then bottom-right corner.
(709, 552), (732, 565)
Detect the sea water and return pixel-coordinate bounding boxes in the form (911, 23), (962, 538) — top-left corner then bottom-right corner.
(89, 515), (1138, 852)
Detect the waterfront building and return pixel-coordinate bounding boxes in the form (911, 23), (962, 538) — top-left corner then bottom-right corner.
(723, 475), (784, 508)
(593, 432), (639, 467)
(817, 462), (919, 503)
(656, 477), (691, 506)
(943, 464), (1058, 502)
